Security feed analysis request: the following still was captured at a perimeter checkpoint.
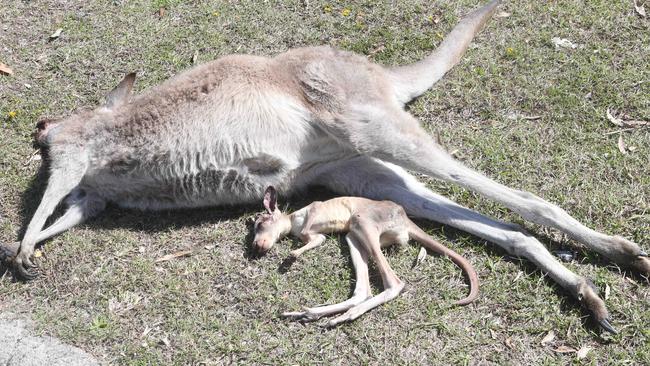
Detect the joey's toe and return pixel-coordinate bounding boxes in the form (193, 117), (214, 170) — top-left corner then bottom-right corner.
(326, 314), (349, 328)
(281, 311), (305, 319)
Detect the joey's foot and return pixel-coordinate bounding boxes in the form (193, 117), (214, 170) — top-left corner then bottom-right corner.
(575, 279), (616, 334)
(289, 250), (302, 258)
(327, 307), (365, 328)
(13, 249), (40, 280)
(282, 307), (322, 322)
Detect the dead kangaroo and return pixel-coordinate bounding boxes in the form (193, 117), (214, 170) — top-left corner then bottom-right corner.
(2, 0), (647, 333)
(252, 186), (479, 326)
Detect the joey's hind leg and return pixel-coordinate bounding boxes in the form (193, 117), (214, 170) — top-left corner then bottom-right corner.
(282, 234), (371, 321)
(328, 219), (405, 327)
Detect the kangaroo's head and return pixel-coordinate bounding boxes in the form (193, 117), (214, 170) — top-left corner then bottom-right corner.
(33, 73), (137, 157)
(252, 186), (291, 254)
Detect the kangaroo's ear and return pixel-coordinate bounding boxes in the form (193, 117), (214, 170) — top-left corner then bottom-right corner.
(105, 72), (136, 109)
(263, 186), (278, 214)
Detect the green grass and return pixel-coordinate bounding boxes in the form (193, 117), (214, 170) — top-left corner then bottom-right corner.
(1, 0), (649, 364)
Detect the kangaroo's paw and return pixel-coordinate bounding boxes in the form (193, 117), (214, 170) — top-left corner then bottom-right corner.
(13, 249), (40, 280)
(575, 278), (616, 334)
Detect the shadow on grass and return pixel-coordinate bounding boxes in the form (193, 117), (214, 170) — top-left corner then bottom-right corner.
(8, 164), (645, 335)
(425, 220), (628, 337)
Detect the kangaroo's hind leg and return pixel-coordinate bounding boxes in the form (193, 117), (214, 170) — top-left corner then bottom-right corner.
(318, 103), (648, 273)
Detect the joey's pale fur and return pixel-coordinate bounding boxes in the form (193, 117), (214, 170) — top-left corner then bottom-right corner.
(3, 0), (647, 333)
(252, 186), (479, 326)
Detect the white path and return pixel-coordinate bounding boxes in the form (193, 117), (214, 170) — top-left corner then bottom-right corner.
(0, 313), (100, 366)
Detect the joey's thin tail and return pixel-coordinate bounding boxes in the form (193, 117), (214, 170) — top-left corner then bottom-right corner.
(408, 222), (479, 305)
(389, 0), (501, 104)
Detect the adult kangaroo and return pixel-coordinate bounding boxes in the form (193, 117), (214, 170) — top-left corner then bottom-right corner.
(2, 0), (647, 333)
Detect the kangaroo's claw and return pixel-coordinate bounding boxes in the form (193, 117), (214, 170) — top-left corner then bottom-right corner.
(15, 263), (39, 280)
(13, 250), (40, 281)
(598, 318), (618, 334)
(575, 279), (617, 333)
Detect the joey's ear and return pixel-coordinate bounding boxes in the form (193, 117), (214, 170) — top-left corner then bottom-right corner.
(105, 72), (136, 109)
(263, 186), (278, 213)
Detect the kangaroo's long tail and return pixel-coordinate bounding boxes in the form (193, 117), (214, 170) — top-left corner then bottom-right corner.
(389, 0), (501, 104)
(408, 221), (479, 305)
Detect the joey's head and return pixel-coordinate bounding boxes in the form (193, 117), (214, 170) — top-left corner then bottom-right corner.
(33, 73), (137, 157)
(252, 186), (291, 254)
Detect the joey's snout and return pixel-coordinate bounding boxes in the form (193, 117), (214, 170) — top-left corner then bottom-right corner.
(252, 237), (275, 255)
(253, 239), (273, 253)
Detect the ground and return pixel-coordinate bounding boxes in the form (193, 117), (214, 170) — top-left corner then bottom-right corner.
(0, 0), (649, 365)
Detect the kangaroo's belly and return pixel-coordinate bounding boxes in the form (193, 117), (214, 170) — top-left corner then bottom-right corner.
(81, 153), (301, 210)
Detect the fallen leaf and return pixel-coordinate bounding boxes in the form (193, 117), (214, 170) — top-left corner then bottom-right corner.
(577, 345), (592, 359)
(551, 37), (578, 49)
(0, 63), (13, 75)
(505, 337), (515, 349)
(428, 15), (441, 24)
(49, 28), (63, 40)
(489, 329), (497, 340)
(367, 44), (385, 58)
(22, 150), (41, 167)
(33, 249), (43, 258)
(414, 246), (427, 267)
(541, 330), (556, 345)
(553, 345), (577, 353)
(155, 250), (193, 263)
(635, 0), (647, 17)
(159, 7), (165, 18)
(617, 134), (627, 155)
(604, 284), (610, 300)
(204, 244), (215, 250)
(606, 108), (624, 126)
(606, 108), (650, 128)
(192, 50), (199, 64)
(622, 119), (650, 127)
(496, 11), (511, 18)
(159, 336), (170, 347)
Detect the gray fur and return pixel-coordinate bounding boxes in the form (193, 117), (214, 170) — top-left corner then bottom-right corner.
(4, 0), (647, 332)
